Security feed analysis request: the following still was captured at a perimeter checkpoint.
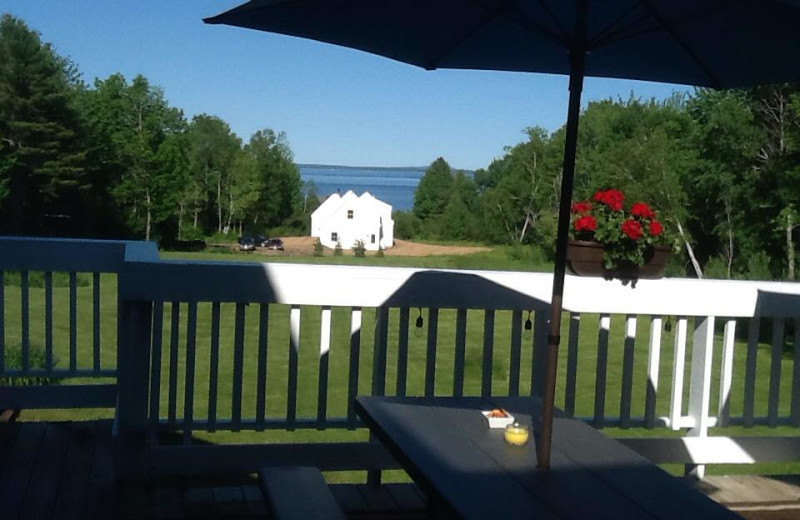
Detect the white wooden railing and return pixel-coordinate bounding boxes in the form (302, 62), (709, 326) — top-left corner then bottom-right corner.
(0, 237), (158, 409)
(3, 237), (800, 479)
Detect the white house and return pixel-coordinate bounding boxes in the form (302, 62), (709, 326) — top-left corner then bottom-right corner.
(311, 190), (394, 251)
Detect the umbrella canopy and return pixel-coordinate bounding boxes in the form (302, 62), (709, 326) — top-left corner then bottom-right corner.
(205, 0), (800, 469)
(206, 0), (800, 89)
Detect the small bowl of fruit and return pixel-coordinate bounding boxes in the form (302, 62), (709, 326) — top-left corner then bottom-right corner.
(481, 408), (515, 429)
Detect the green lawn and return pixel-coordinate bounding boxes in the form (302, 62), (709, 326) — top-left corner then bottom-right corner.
(161, 244), (552, 272)
(3, 253), (799, 479)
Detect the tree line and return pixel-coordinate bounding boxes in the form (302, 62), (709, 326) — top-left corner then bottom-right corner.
(402, 88), (800, 280)
(0, 14), (307, 243)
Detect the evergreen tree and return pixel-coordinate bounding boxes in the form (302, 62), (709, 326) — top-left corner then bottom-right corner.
(0, 14), (87, 234)
(413, 157), (453, 222)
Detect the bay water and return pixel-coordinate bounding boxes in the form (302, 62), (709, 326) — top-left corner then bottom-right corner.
(299, 165), (424, 211)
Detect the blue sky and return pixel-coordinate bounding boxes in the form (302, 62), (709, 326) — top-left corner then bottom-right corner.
(4, 1), (688, 170)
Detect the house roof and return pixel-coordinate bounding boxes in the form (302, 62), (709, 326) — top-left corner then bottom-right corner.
(311, 190), (393, 221)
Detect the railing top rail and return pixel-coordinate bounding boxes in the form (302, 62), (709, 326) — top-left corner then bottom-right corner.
(561, 275), (800, 318)
(122, 258), (800, 318)
(120, 260), (551, 310)
(0, 236), (159, 273)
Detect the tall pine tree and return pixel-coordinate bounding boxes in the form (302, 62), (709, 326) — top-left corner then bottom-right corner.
(0, 14), (86, 234)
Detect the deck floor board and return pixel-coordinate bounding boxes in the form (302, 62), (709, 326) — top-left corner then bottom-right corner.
(0, 420), (427, 520)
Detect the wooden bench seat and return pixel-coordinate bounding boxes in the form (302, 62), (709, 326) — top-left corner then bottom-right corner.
(258, 466), (346, 520)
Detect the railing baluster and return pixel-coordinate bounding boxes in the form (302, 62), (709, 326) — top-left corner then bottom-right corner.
(768, 318), (784, 427)
(317, 306), (332, 426)
(792, 317), (800, 427)
(743, 317), (760, 428)
(717, 319), (737, 427)
(231, 302), (246, 432)
(168, 302), (180, 428)
(93, 272), (101, 372)
(69, 272), (77, 372)
(564, 313), (580, 415)
(372, 306), (389, 396)
(45, 271), (53, 373)
(21, 271), (29, 371)
(424, 308), (439, 398)
(287, 306), (301, 428)
(531, 311), (548, 398)
(347, 308), (362, 426)
(619, 315), (637, 429)
(508, 310), (523, 398)
(453, 309), (467, 397)
(669, 317), (688, 431)
(207, 302), (221, 431)
(183, 302), (198, 444)
(255, 304), (269, 431)
(481, 310), (495, 397)
(149, 302), (164, 442)
(593, 314), (611, 428)
(0, 272), (4, 372)
(396, 307), (410, 397)
(369, 306), (389, 486)
(644, 316), (663, 429)
(688, 316), (715, 433)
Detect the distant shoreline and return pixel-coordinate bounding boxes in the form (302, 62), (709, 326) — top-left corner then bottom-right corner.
(298, 163), (426, 172)
(298, 163), (474, 174)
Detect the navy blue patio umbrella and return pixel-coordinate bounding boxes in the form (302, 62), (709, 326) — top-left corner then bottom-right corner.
(205, 0), (800, 469)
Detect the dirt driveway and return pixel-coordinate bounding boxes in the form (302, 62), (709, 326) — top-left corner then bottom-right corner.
(247, 237), (490, 257)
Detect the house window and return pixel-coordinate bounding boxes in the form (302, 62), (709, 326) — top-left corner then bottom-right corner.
(371, 234), (376, 244)
(347, 210), (354, 219)
(331, 232), (338, 242)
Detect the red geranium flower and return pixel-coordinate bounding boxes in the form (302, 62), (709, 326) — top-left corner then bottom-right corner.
(593, 189), (624, 211)
(631, 202), (655, 219)
(574, 215), (597, 232)
(649, 220), (663, 237)
(621, 219), (643, 240)
(571, 201), (592, 214)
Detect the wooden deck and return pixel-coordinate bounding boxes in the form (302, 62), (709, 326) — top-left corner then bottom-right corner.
(0, 420), (427, 520)
(4, 418), (800, 520)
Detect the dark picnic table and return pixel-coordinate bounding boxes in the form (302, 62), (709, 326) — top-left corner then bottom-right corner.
(355, 396), (741, 520)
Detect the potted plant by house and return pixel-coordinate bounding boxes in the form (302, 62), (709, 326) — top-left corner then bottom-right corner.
(567, 189), (670, 285)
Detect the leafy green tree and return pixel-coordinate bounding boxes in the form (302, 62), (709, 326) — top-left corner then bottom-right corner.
(686, 89), (761, 277)
(392, 210), (421, 239)
(185, 114), (241, 235)
(244, 129), (301, 229)
(414, 157), (453, 223)
(83, 74), (186, 240)
(480, 127), (560, 245)
(438, 171), (480, 240)
(0, 14), (87, 234)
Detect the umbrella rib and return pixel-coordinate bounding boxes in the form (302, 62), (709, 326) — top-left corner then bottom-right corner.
(425, 0), (564, 69)
(633, 0), (724, 87)
(593, 1), (744, 50)
(589, 2), (652, 49)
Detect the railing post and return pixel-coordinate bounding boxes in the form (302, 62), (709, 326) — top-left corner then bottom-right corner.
(685, 315), (715, 478)
(368, 306), (389, 486)
(115, 299), (153, 480)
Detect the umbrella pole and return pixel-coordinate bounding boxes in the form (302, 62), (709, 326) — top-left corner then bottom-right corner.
(537, 25), (587, 471)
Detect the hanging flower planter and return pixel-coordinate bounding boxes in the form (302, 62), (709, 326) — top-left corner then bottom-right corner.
(568, 189), (671, 286)
(567, 240), (671, 280)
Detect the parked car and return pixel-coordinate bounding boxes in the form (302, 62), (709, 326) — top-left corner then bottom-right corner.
(267, 238), (284, 251)
(253, 234), (269, 247)
(238, 236), (255, 251)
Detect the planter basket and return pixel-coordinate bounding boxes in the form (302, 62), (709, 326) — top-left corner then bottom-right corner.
(566, 240), (670, 282)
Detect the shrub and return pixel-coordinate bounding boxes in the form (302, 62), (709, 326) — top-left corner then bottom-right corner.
(353, 240), (366, 257)
(334, 241), (343, 256)
(0, 345), (59, 386)
(313, 239), (324, 257)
